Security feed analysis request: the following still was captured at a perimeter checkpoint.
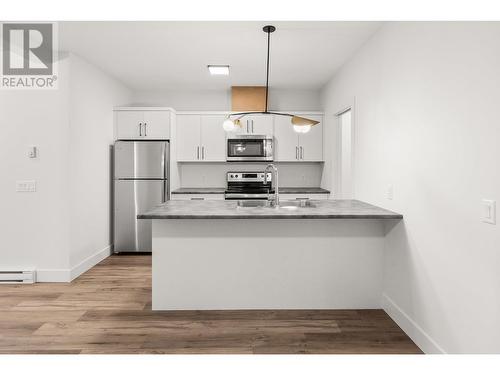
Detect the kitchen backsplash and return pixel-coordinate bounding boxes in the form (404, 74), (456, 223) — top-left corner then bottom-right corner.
(178, 162), (324, 188)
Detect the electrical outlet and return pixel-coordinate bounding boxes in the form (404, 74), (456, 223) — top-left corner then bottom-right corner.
(386, 185), (394, 200)
(16, 180), (36, 192)
(482, 199), (496, 224)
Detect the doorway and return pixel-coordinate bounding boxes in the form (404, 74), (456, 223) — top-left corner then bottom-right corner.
(337, 108), (353, 199)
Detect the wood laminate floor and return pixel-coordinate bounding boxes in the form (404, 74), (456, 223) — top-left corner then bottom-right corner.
(0, 255), (422, 354)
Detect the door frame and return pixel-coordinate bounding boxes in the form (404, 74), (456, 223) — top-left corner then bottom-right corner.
(334, 98), (356, 199)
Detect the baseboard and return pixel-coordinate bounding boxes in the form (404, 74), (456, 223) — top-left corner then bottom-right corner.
(36, 245), (112, 283)
(382, 293), (446, 354)
(70, 245), (112, 281)
(35, 268), (71, 282)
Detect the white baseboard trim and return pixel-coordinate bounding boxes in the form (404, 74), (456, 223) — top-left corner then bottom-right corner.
(70, 245), (112, 281)
(35, 268), (71, 282)
(382, 293), (446, 354)
(36, 245), (112, 283)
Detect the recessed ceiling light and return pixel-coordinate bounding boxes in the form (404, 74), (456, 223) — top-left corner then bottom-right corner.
(208, 65), (230, 76)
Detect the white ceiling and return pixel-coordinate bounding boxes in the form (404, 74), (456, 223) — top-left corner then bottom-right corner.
(59, 21), (382, 91)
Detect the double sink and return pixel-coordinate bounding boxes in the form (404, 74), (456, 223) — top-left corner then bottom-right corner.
(236, 199), (316, 210)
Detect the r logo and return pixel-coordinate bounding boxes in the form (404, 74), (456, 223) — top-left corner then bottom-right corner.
(2, 23), (53, 75)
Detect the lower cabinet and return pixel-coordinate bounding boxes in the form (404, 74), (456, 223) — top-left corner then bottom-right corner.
(280, 194), (329, 200)
(171, 194), (225, 201)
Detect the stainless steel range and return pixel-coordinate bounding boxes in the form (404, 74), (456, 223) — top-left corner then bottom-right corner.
(224, 171), (274, 200)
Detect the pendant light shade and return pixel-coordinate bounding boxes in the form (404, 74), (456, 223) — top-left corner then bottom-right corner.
(222, 118), (236, 132)
(223, 25), (320, 133)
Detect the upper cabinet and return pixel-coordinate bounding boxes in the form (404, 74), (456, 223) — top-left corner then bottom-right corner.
(114, 108), (171, 140)
(237, 114), (274, 136)
(274, 113), (323, 162)
(177, 114), (226, 162)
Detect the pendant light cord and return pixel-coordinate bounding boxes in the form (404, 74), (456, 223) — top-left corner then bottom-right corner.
(265, 29), (271, 113)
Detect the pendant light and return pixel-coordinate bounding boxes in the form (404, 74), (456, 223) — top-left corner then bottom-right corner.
(223, 25), (319, 133)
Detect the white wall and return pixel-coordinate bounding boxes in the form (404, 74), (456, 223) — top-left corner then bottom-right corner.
(0, 52), (132, 281)
(68, 53), (132, 275)
(132, 88), (322, 111)
(0, 54), (71, 278)
(321, 22), (500, 353)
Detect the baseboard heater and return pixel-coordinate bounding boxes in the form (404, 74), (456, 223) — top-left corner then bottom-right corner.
(0, 270), (36, 284)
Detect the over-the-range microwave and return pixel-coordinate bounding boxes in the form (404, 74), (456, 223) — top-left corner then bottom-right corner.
(226, 134), (274, 162)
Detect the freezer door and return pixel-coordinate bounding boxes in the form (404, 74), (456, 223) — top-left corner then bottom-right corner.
(114, 141), (167, 179)
(114, 179), (166, 252)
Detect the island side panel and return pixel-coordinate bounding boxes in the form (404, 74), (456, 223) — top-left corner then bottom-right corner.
(152, 219), (385, 310)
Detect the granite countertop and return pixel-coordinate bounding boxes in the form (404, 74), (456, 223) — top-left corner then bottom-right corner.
(171, 187), (330, 194)
(138, 199), (402, 220)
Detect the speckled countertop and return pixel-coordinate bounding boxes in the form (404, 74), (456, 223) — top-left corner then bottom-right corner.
(171, 187), (330, 194)
(138, 199), (402, 220)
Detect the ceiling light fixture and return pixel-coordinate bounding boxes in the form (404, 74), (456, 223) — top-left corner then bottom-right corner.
(208, 65), (230, 75)
(223, 25), (319, 134)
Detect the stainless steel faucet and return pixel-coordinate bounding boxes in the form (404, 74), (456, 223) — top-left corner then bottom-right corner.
(264, 164), (279, 207)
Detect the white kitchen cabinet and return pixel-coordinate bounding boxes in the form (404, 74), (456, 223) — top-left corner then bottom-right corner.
(274, 114), (323, 162)
(177, 114), (226, 161)
(274, 115), (299, 161)
(171, 194), (224, 200)
(114, 109), (171, 140)
(200, 115), (227, 161)
(280, 194), (329, 200)
(115, 111), (144, 139)
(177, 115), (201, 161)
(298, 115), (323, 161)
(238, 114), (274, 135)
(143, 111), (171, 139)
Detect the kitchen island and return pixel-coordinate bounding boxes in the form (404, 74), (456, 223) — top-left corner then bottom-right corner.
(138, 199), (402, 310)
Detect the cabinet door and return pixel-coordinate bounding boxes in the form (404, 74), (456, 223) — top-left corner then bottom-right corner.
(143, 111), (171, 139)
(274, 115), (299, 161)
(176, 115), (201, 161)
(115, 111), (143, 139)
(246, 114), (274, 135)
(299, 115), (323, 161)
(200, 115), (226, 161)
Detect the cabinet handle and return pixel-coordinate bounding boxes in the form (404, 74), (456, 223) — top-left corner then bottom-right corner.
(296, 146), (299, 160)
(144, 123), (147, 137)
(190, 197), (204, 200)
(295, 197), (310, 200)
(300, 146), (304, 160)
(197, 146), (200, 160)
(251, 120), (254, 133)
(201, 146), (205, 160)
(139, 123), (142, 136)
(246, 120), (249, 133)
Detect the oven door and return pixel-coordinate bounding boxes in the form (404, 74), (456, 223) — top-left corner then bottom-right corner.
(227, 138), (273, 162)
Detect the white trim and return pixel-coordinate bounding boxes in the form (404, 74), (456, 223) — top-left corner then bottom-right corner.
(35, 245), (112, 283)
(382, 293), (446, 354)
(36, 268), (71, 282)
(70, 245), (112, 281)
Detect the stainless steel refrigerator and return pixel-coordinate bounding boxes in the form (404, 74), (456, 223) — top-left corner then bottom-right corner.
(113, 140), (169, 252)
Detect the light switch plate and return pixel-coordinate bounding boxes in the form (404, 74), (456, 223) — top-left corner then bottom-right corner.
(16, 180), (36, 192)
(482, 199), (496, 224)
